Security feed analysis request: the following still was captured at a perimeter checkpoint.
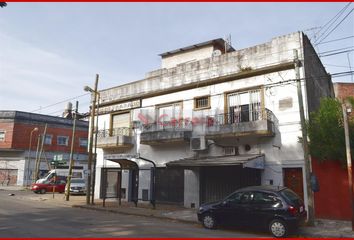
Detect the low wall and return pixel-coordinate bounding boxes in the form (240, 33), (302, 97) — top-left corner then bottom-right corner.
(312, 158), (352, 220)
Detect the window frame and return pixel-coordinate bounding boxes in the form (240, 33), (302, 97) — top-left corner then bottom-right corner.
(194, 95), (211, 110)
(57, 136), (69, 146)
(79, 138), (88, 148)
(44, 134), (53, 145)
(0, 130), (5, 142)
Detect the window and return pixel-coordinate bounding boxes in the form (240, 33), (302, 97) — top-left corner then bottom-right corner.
(227, 89), (261, 123)
(240, 192), (254, 204)
(79, 138), (88, 147)
(44, 135), (52, 145)
(157, 102), (182, 130)
(194, 96), (210, 110)
(253, 192), (280, 205)
(57, 136), (69, 146)
(111, 112), (131, 136)
(225, 191), (243, 204)
(0, 131), (5, 142)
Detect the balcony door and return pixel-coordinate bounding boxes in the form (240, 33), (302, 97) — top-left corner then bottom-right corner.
(227, 90), (261, 124)
(112, 112), (130, 136)
(157, 103), (182, 130)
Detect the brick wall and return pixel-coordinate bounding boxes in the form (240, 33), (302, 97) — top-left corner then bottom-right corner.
(333, 82), (354, 101)
(0, 122), (15, 149)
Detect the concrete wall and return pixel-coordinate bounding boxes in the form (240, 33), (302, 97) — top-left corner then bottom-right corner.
(184, 169), (200, 208)
(161, 45), (215, 69)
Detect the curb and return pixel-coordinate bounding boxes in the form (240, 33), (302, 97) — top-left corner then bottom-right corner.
(72, 204), (199, 225)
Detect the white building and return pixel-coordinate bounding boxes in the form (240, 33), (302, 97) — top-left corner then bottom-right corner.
(92, 32), (333, 210)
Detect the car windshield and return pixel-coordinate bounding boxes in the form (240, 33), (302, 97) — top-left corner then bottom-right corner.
(70, 179), (85, 184)
(280, 188), (302, 205)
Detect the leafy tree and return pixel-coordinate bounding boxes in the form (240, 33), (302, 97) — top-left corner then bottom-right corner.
(307, 97), (354, 166)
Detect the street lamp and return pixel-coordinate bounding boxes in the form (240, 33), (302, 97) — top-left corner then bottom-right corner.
(84, 74), (99, 205)
(27, 127), (38, 186)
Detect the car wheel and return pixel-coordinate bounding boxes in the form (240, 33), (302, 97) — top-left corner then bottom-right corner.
(39, 189), (46, 194)
(202, 214), (217, 229)
(269, 219), (288, 238)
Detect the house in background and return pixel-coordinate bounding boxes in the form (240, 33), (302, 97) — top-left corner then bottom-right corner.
(92, 31), (333, 211)
(0, 109), (89, 186)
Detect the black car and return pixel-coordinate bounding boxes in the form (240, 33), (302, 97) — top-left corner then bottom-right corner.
(197, 185), (306, 237)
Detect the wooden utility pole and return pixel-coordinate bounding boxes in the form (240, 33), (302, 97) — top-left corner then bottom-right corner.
(32, 136), (41, 183)
(86, 74), (99, 205)
(66, 101), (78, 201)
(35, 124), (47, 181)
(342, 103), (353, 230)
(294, 49), (315, 226)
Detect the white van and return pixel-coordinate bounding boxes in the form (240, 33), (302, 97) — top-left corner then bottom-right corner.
(36, 167), (84, 184)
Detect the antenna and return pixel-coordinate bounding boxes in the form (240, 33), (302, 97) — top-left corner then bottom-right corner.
(225, 34), (232, 52)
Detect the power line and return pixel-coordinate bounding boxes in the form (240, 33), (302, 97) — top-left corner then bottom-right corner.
(319, 49), (354, 57)
(314, 3), (352, 44)
(316, 7), (354, 44)
(316, 35), (354, 45)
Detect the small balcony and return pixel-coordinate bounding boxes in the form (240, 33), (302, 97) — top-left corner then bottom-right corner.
(96, 127), (134, 149)
(140, 120), (192, 145)
(205, 108), (276, 139)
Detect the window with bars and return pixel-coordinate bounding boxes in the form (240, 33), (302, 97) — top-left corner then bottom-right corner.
(194, 96), (210, 110)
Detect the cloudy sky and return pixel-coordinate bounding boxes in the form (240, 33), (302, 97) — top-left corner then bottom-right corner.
(0, 3), (353, 116)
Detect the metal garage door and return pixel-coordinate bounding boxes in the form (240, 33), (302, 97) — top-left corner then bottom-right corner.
(0, 169), (18, 186)
(200, 166), (261, 204)
(155, 168), (184, 204)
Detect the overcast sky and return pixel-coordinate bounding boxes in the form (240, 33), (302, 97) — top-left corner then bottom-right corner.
(0, 3), (353, 116)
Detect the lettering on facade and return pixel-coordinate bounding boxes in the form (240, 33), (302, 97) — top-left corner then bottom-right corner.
(99, 100), (141, 114)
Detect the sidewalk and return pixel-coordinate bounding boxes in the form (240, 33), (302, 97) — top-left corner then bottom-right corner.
(1, 186), (353, 238)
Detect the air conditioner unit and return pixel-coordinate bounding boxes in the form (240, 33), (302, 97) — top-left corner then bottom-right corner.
(190, 136), (206, 151)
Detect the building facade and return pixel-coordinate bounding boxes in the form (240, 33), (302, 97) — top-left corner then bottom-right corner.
(93, 32), (333, 210)
(0, 111), (89, 186)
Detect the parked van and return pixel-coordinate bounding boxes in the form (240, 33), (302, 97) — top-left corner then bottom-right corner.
(36, 166), (84, 184)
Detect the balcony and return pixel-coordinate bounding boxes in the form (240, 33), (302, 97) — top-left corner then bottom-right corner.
(96, 127), (134, 149)
(140, 120), (192, 145)
(205, 109), (276, 139)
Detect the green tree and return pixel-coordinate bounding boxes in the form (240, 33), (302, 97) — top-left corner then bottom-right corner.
(307, 97), (354, 166)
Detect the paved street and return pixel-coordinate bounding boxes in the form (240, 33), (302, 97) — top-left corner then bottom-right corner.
(0, 189), (267, 238)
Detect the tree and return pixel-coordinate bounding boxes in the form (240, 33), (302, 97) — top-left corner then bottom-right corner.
(307, 97), (354, 166)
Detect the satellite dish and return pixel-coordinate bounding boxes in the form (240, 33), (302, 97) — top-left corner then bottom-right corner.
(212, 50), (222, 57)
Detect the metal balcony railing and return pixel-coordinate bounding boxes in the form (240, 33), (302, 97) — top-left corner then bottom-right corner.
(96, 127), (132, 138)
(206, 108), (277, 127)
(141, 119), (193, 132)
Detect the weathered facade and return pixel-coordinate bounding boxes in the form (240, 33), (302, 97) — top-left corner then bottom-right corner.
(93, 32), (333, 210)
(0, 111), (89, 186)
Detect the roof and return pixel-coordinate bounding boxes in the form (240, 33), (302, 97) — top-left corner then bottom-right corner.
(159, 38), (235, 57)
(166, 154), (264, 168)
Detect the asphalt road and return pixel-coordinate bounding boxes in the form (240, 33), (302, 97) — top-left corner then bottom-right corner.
(0, 189), (268, 238)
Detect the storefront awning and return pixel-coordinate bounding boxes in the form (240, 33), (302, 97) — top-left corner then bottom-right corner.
(104, 154), (139, 169)
(166, 154), (265, 169)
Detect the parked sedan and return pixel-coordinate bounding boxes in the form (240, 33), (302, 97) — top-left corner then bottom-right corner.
(31, 177), (66, 194)
(65, 178), (86, 195)
(197, 185), (306, 238)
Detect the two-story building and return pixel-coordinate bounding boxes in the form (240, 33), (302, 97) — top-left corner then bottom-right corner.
(92, 32), (333, 210)
(0, 110), (89, 186)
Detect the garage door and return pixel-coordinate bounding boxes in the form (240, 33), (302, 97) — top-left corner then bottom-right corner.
(0, 169), (18, 185)
(200, 166), (261, 204)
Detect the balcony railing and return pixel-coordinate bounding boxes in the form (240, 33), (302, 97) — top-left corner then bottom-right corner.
(141, 119), (193, 132)
(96, 127), (133, 148)
(96, 127), (132, 138)
(205, 108), (276, 137)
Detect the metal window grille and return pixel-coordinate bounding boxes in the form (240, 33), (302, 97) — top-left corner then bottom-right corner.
(195, 97), (209, 109)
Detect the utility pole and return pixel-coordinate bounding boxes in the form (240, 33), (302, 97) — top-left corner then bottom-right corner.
(32, 135), (41, 183)
(91, 97), (99, 204)
(66, 101), (78, 201)
(294, 49), (315, 226)
(342, 103), (353, 230)
(35, 124), (47, 181)
(86, 74), (99, 205)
